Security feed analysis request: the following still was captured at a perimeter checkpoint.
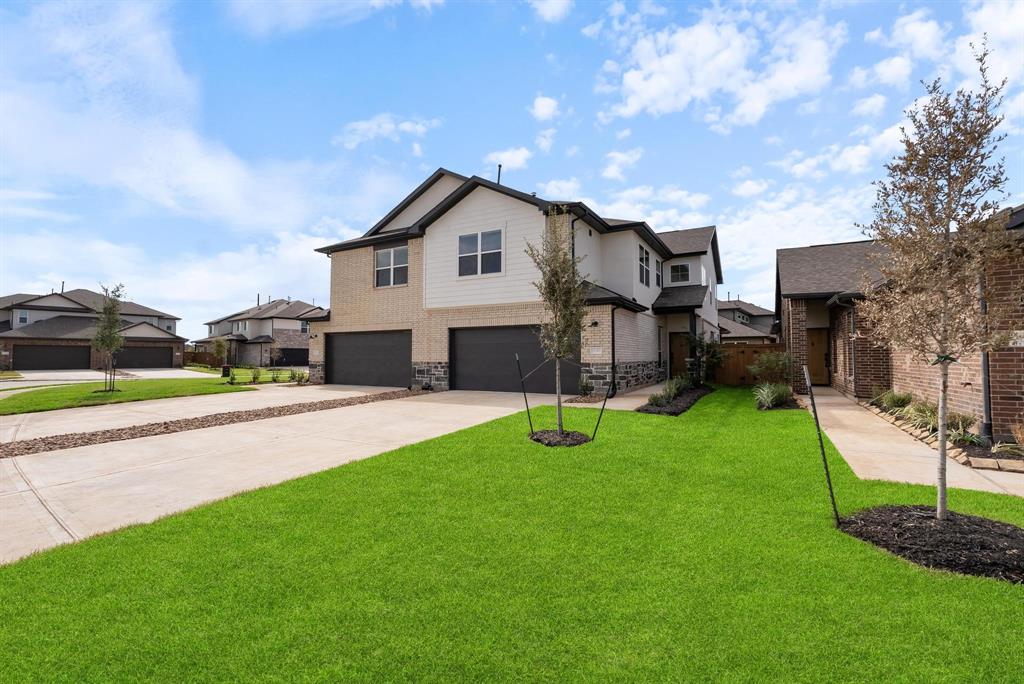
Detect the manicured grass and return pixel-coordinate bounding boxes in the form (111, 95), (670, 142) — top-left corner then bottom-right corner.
(186, 365), (300, 384)
(1, 387), (1021, 681)
(0, 378), (255, 415)
(183, 364), (222, 375)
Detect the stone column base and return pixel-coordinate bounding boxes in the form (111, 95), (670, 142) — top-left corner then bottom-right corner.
(413, 361), (449, 390)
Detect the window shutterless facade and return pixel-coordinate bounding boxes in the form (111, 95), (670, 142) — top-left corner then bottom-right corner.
(375, 245), (409, 287)
(458, 229), (502, 277)
(300, 320), (309, 333)
(639, 245), (650, 287)
(656, 260), (662, 288)
(16, 310), (27, 324)
(670, 264), (689, 283)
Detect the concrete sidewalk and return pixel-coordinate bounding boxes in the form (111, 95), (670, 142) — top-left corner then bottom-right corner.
(0, 384), (391, 443)
(806, 387), (1024, 497)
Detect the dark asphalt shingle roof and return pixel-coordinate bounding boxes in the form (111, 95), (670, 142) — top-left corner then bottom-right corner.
(655, 226), (715, 255)
(652, 285), (708, 312)
(718, 315), (775, 339)
(0, 316), (185, 340)
(717, 299), (774, 316)
(776, 240), (888, 298)
(582, 281), (647, 312)
(0, 293), (37, 310)
(205, 298), (326, 325)
(59, 289), (179, 319)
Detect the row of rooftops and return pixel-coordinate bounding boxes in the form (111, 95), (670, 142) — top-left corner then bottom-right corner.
(0, 288), (179, 320)
(202, 298), (327, 326)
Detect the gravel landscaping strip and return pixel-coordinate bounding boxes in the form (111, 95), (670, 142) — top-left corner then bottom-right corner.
(0, 389), (421, 459)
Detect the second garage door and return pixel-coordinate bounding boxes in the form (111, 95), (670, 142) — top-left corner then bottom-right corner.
(450, 326), (580, 394)
(326, 331), (411, 387)
(116, 346), (173, 368)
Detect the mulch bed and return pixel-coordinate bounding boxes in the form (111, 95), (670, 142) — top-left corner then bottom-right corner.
(529, 430), (591, 447)
(565, 394), (606, 404)
(841, 505), (1024, 584)
(0, 389), (421, 459)
(763, 398), (802, 410)
(635, 385), (714, 416)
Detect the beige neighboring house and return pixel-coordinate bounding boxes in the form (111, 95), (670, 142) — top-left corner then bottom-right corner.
(308, 168), (724, 394)
(0, 288), (184, 370)
(717, 298), (777, 343)
(193, 298), (326, 367)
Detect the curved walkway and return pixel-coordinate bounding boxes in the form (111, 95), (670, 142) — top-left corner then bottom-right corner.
(807, 387), (1024, 497)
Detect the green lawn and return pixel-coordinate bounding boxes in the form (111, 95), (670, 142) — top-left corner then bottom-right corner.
(0, 370), (22, 379)
(186, 365), (299, 384)
(0, 378), (255, 415)
(1, 387), (1021, 681)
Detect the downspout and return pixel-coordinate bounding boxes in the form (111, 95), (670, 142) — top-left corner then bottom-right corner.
(978, 275), (993, 444)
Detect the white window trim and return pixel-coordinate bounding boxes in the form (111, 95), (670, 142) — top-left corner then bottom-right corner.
(670, 263), (689, 284)
(638, 245), (650, 288)
(375, 245), (409, 288)
(655, 260), (662, 288)
(16, 309), (27, 324)
(457, 228), (504, 280)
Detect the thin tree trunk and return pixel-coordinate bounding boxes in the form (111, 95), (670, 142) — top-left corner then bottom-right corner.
(555, 357), (563, 435)
(936, 362), (949, 520)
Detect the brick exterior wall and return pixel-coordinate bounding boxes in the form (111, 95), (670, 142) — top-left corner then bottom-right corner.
(0, 337), (184, 370)
(829, 303), (891, 398)
(780, 298), (809, 392)
(311, 213), (663, 391)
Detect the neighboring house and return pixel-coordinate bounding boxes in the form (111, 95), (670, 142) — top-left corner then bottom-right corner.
(717, 298), (776, 343)
(775, 205), (1023, 440)
(309, 168), (724, 394)
(193, 298), (326, 366)
(0, 288), (184, 370)
(717, 316), (777, 344)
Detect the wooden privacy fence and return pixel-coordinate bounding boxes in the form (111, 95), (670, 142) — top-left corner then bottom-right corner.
(184, 351), (223, 367)
(717, 343), (785, 385)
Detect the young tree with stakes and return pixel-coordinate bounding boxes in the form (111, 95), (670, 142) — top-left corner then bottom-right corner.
(92, 284), (126, 392)
(859, 47), (1022, 520)
(526, 208), (588, 436)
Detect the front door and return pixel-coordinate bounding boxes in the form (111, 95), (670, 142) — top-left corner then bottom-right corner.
(807, 328), (829, 385)
(669, 333), (690, 378)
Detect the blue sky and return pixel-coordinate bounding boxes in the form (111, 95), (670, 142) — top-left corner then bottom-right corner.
(2, 0), (1022, 340)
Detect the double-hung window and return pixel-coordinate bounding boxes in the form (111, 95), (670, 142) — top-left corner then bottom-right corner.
(655, 260), (662, 288)
(16, 310), (27, 324)
(300, 320), (309, 333)
(375, 245), (409, 287)
(458, 229), (502, 277)
(670, 264), (689, 284)
(638, 245), (650, 287)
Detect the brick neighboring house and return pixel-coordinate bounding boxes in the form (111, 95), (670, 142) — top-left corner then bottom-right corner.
(775, 205), (1023, 440)
(0, 288), (184, 370)
(717, 298), (776, 343)
(309, 168), (724, 394)
(193, 298), (326, 367)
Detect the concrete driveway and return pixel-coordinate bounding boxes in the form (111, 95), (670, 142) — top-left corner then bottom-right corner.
(1, 367), (212, 390)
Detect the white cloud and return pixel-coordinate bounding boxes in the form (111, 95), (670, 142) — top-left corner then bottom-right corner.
(528, 0), (573, 23)
(873, 55), (913, 88)
(848, 66), (871, 89)
(852, 93), (887, 117)
(796, 99), (820, 115)
(565, 145), (580, 157)
(953, 0), (1024, 86)
(529, 94), (561, 121)
(535, 128), (557, 153)
(224, 0), (441, 37)
(538, 178), (581, 198)
(411, 142), (423, 157)
(483, 146), (533, 171)
(887, 9), (948, 60)
(773, 120), (904, 178)
(332, 113), (441, 150)
(732, 179), (770, 197)
(616, 128), (632, 139)
(588, 184), (712, 230)
(0, 189), (77, 223)
(730, 165), (751, 178)
(601, 147), (644, 181)
(763, 135), (784, 146)
(596, 8), (847, 130)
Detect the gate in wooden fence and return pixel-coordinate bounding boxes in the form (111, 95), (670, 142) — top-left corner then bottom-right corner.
(717, 343), (785, 385)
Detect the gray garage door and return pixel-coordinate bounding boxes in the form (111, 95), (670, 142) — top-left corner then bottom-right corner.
(116, 346), (173, 368)
(326, 331), (411, 387)
(13, 344), (91, 370)
(450, 326), (580, 394)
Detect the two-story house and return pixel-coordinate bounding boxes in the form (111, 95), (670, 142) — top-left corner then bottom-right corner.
(717, 298), (777, 343)
(194, 298), (327, 366)
(0, 288), (184, 370)
(309, 168), (723, 394)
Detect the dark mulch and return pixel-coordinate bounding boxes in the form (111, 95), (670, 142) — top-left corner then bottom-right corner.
(565, 394), (605, 404)
(529, 430), (592, 447)
(0, 389), (421, 459)
(960, 442), (1024, 462)
(762, 398), (802, 410)
(841, 505), (1024, 584)
(636, 385), (714, 416)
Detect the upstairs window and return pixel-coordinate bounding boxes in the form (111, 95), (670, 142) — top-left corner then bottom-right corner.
(300, 320), (309, 333)
(670, 264), (689, 284)
(375, 245), (409, 287)
(638, 245), (650, 287)
(655, 260), (662, 288)
(16, 310), (27, 324)
(458, 229), (502, 277)
(165, 324), (172, 331)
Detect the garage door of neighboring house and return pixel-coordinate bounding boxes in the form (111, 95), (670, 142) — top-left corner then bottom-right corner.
(116, 346), (173, 368)
(13, 344), (91, 370)
(276, 348), (309, 366)
(450, 326), (580, 394)
(325, 331), (411, 387)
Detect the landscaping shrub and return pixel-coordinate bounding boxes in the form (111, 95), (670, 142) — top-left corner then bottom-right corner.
(648, 391), (669, 407)
(250, 367), (262, 385)
(288, 369), (297, 383)
(578, 376), (594, 397)
(747, 352), (792, 384)
(753, 382), (793, 410)
(228, 368), (238, 385)
(879, 389), (912, 414)
(662, 376), (691, 401)
(899, 401), (939, 432)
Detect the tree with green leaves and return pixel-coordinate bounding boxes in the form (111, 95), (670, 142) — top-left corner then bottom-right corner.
(859, 46), (1022, 520)
(92, 284), (126, 392)
(525, 209), (588, 436)
(213, 337), (228, 365)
